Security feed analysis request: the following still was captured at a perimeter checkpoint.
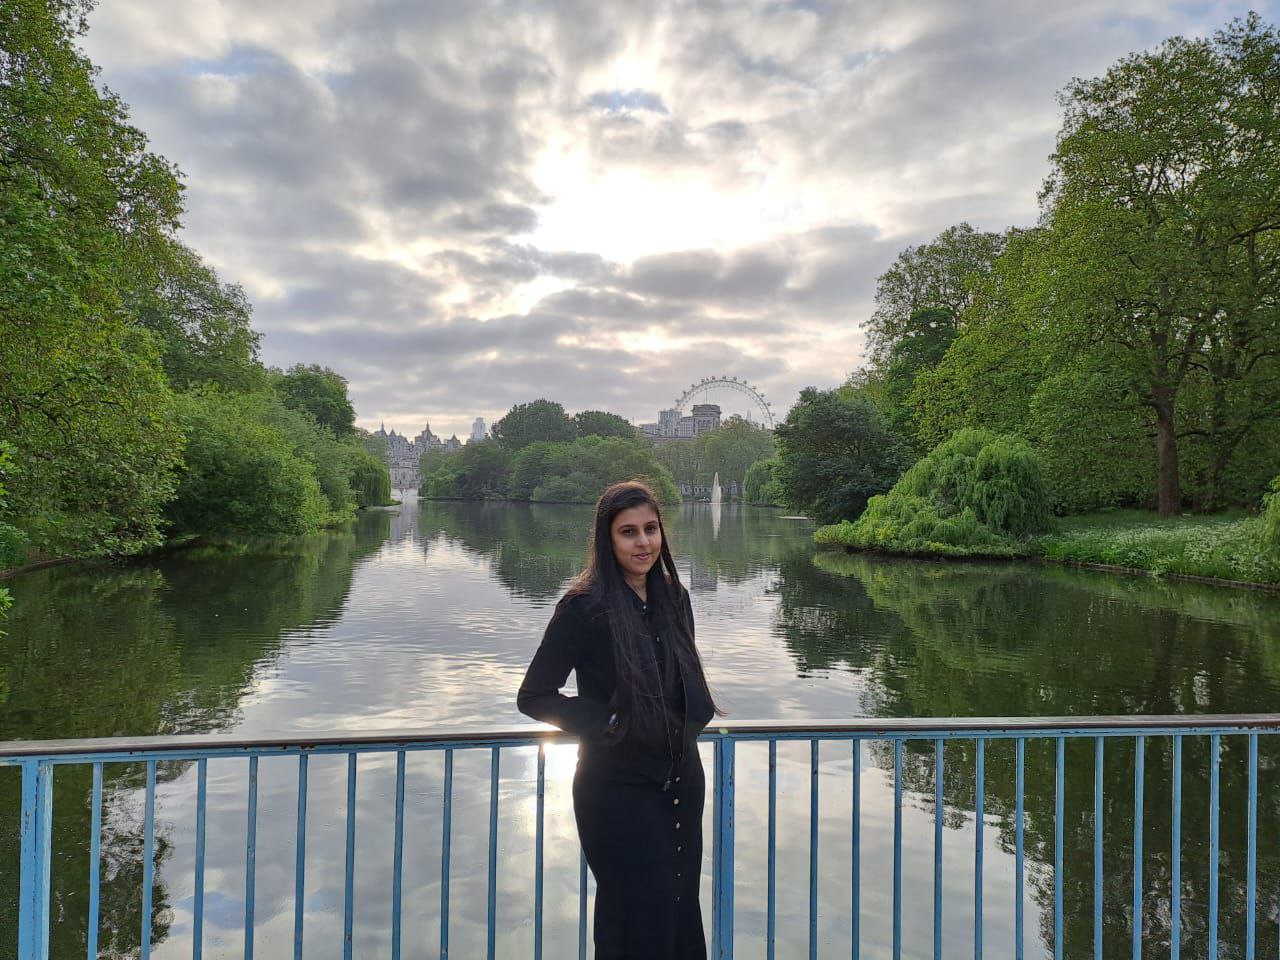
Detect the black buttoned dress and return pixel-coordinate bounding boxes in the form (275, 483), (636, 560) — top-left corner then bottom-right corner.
(517, 587), (714, 960)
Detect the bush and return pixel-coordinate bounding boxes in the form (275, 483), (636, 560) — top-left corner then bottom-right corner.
(1038, 512), (1280, 584)
(814, 429), (1052, 557)
(1264, 475), (1280, 551)
(167, 389), (329, 537)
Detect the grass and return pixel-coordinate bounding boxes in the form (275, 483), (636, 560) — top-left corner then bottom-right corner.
(816, 507), (1280, 586)
(1034, 509), (1280, 585)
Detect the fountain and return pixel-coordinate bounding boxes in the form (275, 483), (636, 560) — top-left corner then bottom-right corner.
(710, 472), (722, 507)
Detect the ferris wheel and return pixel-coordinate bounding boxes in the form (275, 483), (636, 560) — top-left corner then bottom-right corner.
(673, 376), (775, 429)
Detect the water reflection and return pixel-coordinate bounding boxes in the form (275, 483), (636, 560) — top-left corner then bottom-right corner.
(0, 503), (1277, 958)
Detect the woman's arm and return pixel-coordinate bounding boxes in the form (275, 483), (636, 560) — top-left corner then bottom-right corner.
(517, 601), (613, 737)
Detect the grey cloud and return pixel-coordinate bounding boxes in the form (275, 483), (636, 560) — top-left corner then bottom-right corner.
(78, 0), (1253, 434)
(443, 203), (540, 234)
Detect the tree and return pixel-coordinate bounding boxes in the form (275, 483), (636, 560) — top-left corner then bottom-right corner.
(490, 399), (576, 451)
(774, 387), (913, 523)
(1041, 13), (1280, 515)
(871, 307), (958, 448)
(864, 224), (1005, 363)
(697, 417), (777, 491)
(1, 0), (187, 557)
(743, 457), (784, 506)
(573, 409), (637, 439)
(127, 240), (264, 391)
(166, 389), (328, 537)
(421, 441), (511, 499)
(273, 364), (356, 435)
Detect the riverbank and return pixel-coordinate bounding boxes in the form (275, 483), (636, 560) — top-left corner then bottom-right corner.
(816, 509), (1280, 588)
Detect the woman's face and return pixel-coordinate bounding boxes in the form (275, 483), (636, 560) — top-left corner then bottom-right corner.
(610, 504), (662, 584)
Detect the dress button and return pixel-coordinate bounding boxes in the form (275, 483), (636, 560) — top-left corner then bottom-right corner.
(675, 821), (681, 829)
(673, 798), (680, 805)
(675, 776), (681, 783)
(677, 845), (683, 852)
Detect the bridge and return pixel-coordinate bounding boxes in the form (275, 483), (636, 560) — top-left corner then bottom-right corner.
(6, 715), (1278, 959)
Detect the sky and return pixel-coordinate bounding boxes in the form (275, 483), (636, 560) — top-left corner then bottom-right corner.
(81, 0), (1274, 437)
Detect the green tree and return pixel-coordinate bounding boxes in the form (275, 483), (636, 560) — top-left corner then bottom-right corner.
(348, 446), (392, 507)
(864, 223), (1005, 363)
(1, 0), (186, 557)
(491, 399), (576, 451)
(697, 417), (776, 493)
(867, 306), (957, 448)
(743, 457), (784, 506)
(573, 409), (637, 439)
(528, 436), (679, 504)
(421, 441), (511, 499)
(774, 387), (913, 523)
(128, 240), (264, 391)
(1041, 13), (1280, 515)
(272, 364), (356, 435)
(166, 389), (328, 537)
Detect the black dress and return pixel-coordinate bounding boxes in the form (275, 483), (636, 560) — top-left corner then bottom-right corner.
(517, 586), (715, 960)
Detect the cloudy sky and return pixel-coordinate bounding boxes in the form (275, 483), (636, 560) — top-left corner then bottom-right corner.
(83, 0), (1272, 437)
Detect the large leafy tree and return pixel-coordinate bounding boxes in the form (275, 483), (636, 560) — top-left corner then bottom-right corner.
(1, 0), (185, 555)
(864, 223), (1005, 363)
(273, 364), (356, 435)
(128, 240), (264, 391)
(573, 409), (636, 439)
(1042, 13), (1280, 515)
(490, 399), (576, 451)
(774, 387), (912, 524)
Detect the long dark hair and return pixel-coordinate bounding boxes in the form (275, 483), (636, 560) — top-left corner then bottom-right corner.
(566, 480), (721, 741)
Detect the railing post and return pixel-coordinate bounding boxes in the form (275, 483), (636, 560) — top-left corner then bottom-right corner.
(17, 758), (53, 960)
(712, 737), (736, 960)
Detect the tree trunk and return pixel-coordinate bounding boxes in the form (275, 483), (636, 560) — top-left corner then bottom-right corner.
(1153, 385), (1181, 517)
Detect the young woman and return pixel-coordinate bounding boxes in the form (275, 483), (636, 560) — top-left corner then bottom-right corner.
(517, 480), (720, 959)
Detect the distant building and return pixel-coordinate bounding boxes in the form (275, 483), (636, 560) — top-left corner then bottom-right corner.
(691, 404), (721, 434)
(470, 417), (486, 442)
(376, 422), (451, 489)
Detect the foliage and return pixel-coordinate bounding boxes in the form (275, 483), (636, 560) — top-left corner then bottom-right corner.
(528, 437), (679, 504)
(1037, 13), (1280, 515)
(1263, 476), (1280, 552)
(348, 446), (393, 507)
(773, 387), (912, 523)
(257, 398), (358, 520)
(272, 364), (356, 435)
(491, 399), (575, 451)
(1038, 511), (1280, 585)
(743, 457), (785, 506)
(653, 416), (776, 493)
(864, 223), (1005, 363)
(0, 444), (27, 569)
(420, 441), (511, 499)
(573, 409), (636, 439)
(0, 0), (187, 558)
(814, 501), (1029, 558)
(127, 239), (264, 391)
(815, 429), (1053, 558)
(423, 434), (678, 503)
(166, 389), (329, 537)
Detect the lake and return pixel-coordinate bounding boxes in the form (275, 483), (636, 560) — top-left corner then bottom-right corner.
(3, 500), (1279, 958)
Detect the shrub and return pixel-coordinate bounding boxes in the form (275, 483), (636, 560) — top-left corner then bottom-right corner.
(815, 429), (1051, 557)
(1263, 475), (1280, 551)
(167, 389), (329, 537)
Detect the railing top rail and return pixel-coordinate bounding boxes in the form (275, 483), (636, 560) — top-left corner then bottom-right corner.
(2, 714), (1280, 762)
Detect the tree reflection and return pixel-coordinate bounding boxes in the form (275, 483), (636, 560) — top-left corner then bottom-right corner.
(775, 551), (1280, 958)
(0, 514), (390, 957)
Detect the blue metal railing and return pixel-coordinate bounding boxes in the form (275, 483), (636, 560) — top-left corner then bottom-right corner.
(4, 714), (1279, 959)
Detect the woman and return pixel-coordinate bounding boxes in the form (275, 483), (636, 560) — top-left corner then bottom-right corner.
(517, 480), (720, 959)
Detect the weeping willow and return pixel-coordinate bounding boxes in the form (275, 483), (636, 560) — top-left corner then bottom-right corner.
(815, 429), (1052, 557)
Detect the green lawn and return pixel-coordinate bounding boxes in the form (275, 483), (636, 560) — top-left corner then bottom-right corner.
(1035, 509), (1280, 585)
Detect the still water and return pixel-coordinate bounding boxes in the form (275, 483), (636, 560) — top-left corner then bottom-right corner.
(2, 501), (1279, 958)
